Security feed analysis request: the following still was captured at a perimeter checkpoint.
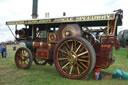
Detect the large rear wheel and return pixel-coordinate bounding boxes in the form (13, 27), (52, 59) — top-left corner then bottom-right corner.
(15, 47), (33, 69)
(54, 36), (96, 79)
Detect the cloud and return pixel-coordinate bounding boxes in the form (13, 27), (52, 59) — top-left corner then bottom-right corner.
(105, 0), (120, 8)
(0, 0), (126, 42)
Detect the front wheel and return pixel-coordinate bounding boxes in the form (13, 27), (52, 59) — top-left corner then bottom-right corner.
(15, 47), (33, 69)
(54, 36), (96, 79)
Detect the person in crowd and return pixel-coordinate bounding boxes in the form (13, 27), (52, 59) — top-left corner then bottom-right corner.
(0, 42), (7, 58)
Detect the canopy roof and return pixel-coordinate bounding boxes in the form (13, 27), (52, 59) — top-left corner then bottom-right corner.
(6, 13), (122, 26)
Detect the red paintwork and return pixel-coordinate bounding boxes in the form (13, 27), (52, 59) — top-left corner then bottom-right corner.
(48, 44), (56, 59)
(33, 26), (120, 69)
(37, 49), (48, 59)
(33, 40), (49, 49)
(94, 36), (120, 69)
(33, 39), (42, 48)
(95, 46), (113, 68)
(33, 39), (49, 59)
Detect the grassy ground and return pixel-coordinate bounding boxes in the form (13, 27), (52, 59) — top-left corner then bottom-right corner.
(0, 46), (128, 85)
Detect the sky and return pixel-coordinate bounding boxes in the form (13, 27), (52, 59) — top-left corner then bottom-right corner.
(0, 0), (127, 42)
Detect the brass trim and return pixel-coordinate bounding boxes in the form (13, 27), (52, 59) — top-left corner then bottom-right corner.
(107, 20), (110, 35)
(40, 42), (43, 47)
(112, 16), (118, 35)
(62, 26), (75, 38)
(48, 44), (51, 49)
(47, 32), (58, 43)
(32, 41), (35, 46)
(32, 25), (34, 39)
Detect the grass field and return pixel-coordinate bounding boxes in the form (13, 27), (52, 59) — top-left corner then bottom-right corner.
(0, 46), (128, 85)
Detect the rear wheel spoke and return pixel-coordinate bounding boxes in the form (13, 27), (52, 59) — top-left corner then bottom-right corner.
(77, 63), (85, 71)
(75, 44), (82, 53)
(77, 51), (88, 57)
(79, 56), (88, 58)
(78, 59), (89, 63)
(58, 58), (68, 60)
(65, 42), (70, 50)
(77, 66), (80, 74)
(79, 62), (87, 69)
(78, 46), (84, 53)
(65, 46), (70, 53)
(60, 59), (68, 66)
(59, 49), (69, 55)
(69, 65), (73, 74)
(74, 41), (77, 51)
(62, 62), (70, 69)
(71, 42), (73, 51)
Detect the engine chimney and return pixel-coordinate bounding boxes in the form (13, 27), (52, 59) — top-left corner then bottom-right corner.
(32, 0), (38, 19)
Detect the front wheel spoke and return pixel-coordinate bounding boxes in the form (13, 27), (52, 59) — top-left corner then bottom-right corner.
(19, 60), (22, 64)
(69, 65), (73, 74)
(20, 52), (24, 59)
(25, 56), (29, 59)
(22, 50), (25, 56)
(24, 61), (27, 64)
(22, 60), (25, 64)
(75, 44), (82, 53)
(60, 53), (68, 57)
(18, 56), (22, 60)
(26, 58), (29, 62)
(78, 59), (89, 63)
(20, 61), (23, 65)
(62, 62), (70, 69)
(58, 57), (68, 60)
(20, 52), (23, 57)
(24, 52), (28, 56)
(77, 51), (88, 57)
(24, 60), (29, 64)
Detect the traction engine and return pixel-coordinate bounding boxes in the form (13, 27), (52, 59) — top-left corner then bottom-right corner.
(6, 9), (123, 79)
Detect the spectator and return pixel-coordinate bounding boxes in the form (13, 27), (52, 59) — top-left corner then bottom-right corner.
(0, 42), (7, 58)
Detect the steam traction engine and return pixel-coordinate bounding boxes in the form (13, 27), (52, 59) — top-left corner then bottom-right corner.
(6, 10), (123, 79)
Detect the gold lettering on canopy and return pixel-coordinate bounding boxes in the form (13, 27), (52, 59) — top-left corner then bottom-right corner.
(6, 14), (115, 25)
